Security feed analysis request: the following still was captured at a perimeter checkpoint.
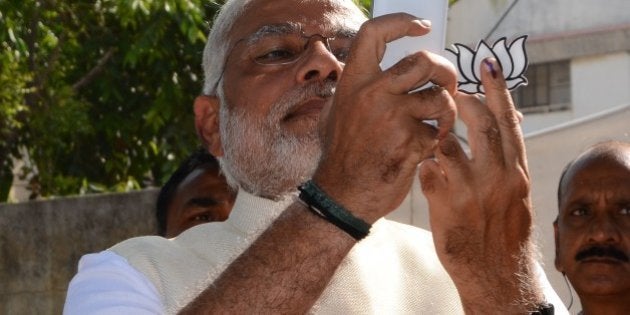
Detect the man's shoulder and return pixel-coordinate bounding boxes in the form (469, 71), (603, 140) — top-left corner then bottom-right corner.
(110, 221), (239, 261)
(105, 222), (247, 309)
(109, 234), (173, 258)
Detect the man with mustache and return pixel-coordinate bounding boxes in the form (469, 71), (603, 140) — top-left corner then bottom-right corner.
(554, 141), (630, 314)
(64, 0), (566, 313)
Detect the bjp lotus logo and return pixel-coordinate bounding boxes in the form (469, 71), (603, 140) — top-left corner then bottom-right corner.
(446, 35), (529, 94)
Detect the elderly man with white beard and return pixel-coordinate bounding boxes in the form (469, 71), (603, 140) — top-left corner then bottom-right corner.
(64, 0), (567, 314)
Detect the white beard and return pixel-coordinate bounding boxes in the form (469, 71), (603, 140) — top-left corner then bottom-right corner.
(217, 81), (334, 200)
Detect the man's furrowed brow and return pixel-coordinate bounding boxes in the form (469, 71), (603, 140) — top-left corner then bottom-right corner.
(187, 197), (219, 207)
(245, 23), (301, 44)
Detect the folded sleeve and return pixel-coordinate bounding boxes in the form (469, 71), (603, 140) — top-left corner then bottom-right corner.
(64, 250), (164, 315)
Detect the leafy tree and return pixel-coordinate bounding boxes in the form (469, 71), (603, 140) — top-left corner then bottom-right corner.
(0, 0), (223, 199)
(0, 0), (457, 201)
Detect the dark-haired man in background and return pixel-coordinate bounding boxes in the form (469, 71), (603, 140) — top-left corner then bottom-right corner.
(554, 141), (630, 314)
(156, 148), (236, 237)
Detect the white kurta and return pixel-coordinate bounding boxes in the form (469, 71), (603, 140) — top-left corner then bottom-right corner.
(64, 190), (567, 314)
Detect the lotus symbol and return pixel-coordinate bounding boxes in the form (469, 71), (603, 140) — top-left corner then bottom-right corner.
(446, 35), (529, 94)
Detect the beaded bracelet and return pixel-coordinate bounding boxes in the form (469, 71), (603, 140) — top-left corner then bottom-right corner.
(298, 180), (371, 240)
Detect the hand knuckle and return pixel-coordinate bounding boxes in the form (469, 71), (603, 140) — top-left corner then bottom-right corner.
(416, 50), (431, 60)
(390, 54), (419, 76)
(500, 110), (520, 129)
(357, 22), (376, 39)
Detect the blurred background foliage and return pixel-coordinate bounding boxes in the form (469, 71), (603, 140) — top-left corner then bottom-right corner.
(0, 0), (456, 201)
(0, 0), (224, 200)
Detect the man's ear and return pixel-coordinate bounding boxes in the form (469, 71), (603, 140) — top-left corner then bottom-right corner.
(194, 95), (223, 157)
(553, 218), (563, 272)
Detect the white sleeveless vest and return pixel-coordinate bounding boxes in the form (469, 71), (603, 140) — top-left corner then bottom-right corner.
(111, 190), (463, 314)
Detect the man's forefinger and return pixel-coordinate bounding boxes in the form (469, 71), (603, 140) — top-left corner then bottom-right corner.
(342, 13), (432, 86)
(480, 58), (528, 169)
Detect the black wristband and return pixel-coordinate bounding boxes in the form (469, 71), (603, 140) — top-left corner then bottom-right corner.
(531, 302), (554, 315)
(298, 180), (371, 240)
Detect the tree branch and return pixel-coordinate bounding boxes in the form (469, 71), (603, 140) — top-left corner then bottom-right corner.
(72, 47), (117, 92)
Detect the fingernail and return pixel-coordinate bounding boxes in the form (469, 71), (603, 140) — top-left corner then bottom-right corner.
(418, 19), (432, 28)
(483, 58), (498, 79)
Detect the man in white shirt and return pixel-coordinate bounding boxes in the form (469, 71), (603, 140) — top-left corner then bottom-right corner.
(65, 0), (567, 313)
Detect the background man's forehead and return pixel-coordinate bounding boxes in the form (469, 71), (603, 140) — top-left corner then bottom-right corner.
(561, 176), (630, 204)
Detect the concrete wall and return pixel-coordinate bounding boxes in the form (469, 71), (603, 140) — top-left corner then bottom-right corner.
(0, 189), (158, 314)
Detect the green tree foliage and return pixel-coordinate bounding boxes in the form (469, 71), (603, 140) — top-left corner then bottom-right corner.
(0, 0), (223, 199)
(0, 0), (457, 200)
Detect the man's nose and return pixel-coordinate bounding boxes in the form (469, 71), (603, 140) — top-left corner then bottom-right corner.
(587, 213), (622, 244)
(294, 39), (343, 84)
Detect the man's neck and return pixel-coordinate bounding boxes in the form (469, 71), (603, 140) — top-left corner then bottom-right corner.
(580, 293), (630, 315)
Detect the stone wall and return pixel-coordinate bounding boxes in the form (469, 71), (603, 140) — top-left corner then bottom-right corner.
(0, 189), (158, 314)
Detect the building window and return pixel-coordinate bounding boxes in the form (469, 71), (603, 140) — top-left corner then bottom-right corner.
(511, 60), (571, 113)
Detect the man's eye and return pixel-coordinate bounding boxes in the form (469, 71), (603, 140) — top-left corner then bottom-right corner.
(254, 49), (297, 64)
(330, 38), (354, 63)
(620, 206), (630, 215)
(570, 207), (589, 216)
(192, 214), (211, 222)
(332, 48), (350, 63)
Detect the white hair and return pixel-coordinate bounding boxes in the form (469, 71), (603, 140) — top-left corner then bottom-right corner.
(202, 0), (255, 96)
(201, 0), (365, 96)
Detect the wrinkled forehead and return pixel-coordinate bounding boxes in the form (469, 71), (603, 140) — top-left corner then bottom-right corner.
(560, 155), (630, 202)
(229, 0), (366, 44)
(568, 149), (630, 181)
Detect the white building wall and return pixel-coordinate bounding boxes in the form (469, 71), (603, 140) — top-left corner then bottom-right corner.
(447, 0), (630, 44)
(520, 52), (630, 134)
(520, 111), (573, 135)
(444, 0), (630, 134)
(490, 0), (630, 37)
(445, 0), (508, 44)
(571, 52), (630, 117)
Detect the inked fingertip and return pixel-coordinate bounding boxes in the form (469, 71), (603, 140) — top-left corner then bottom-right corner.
(481, 57), (508, 89)
(483, 58), (498, 79)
